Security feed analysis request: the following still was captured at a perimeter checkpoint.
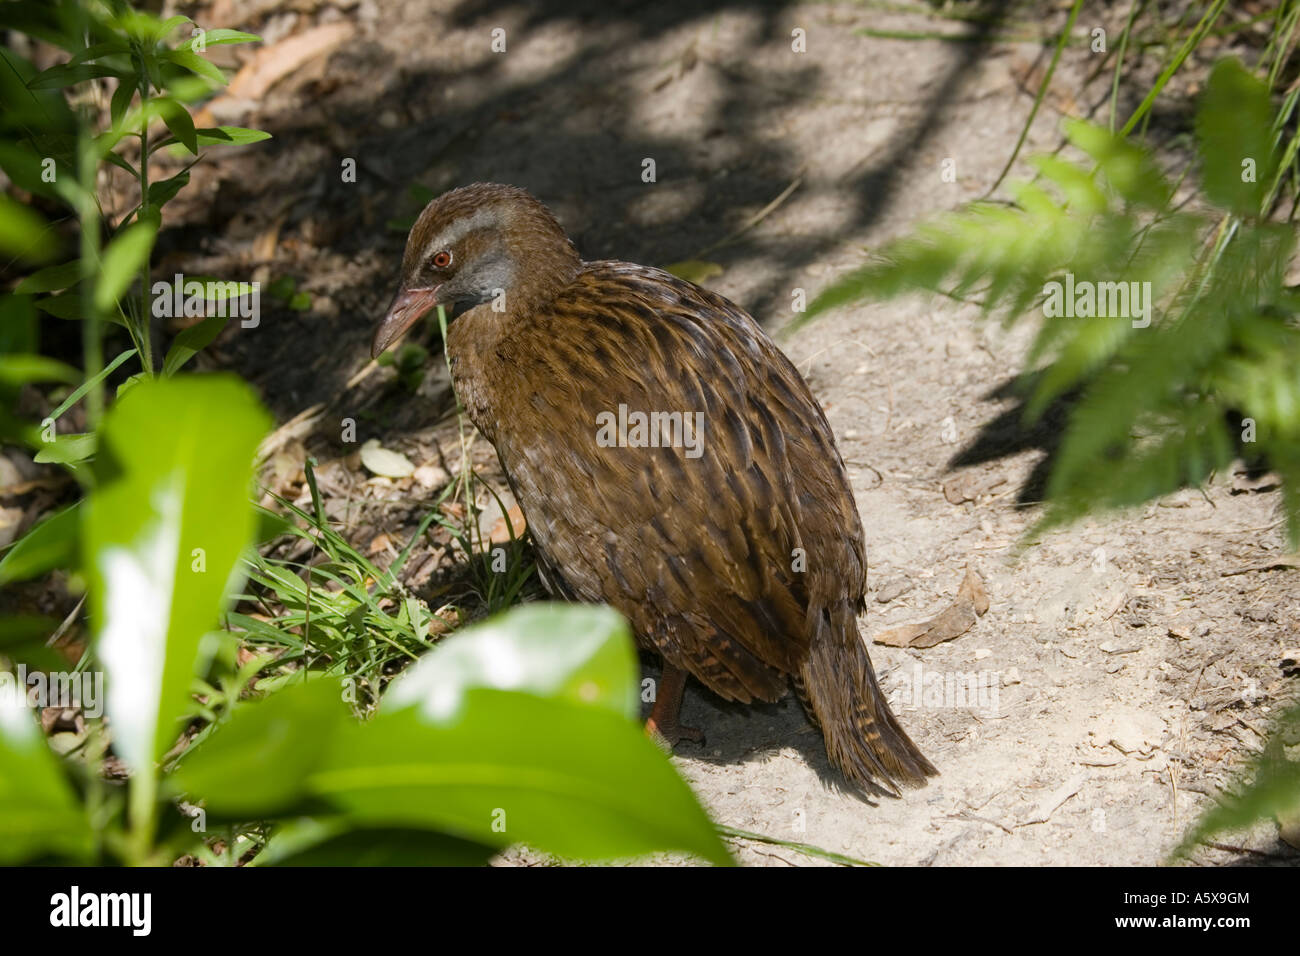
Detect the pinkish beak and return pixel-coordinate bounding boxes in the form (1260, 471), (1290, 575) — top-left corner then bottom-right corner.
(372, 286), (442, 358)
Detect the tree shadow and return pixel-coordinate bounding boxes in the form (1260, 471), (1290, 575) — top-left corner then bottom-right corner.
(175, 0), (1018, 425)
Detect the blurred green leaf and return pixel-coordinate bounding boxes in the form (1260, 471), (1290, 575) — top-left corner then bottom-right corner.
(85, 376), (269, 774)
(181, 30), (261, 52)
(384, 603), (639, 721)
(159, 48), (225, 87)
(94, 220), (156, 313)
(0, 504), (80, 586)
(253, 819), (492, 867)
(0, 615), (58, 649)
(0, 195), (57, 264)
(65, 39), (132, 68)
(1196, 58), (1275, 216)
(1171, 701), (1300, 860)
(15, 260), (83, 295)
(34, 433), (96, 465)
(1064, 118), (1170, 208)
(170, 679), (348, 816)
(0, 354), (78, 386)
(27, 62), (125, 91)
(0, 692), (92, 863)
(315, 689), (732, 864)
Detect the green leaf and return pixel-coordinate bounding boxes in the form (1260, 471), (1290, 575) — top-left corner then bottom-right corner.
(0, 693), (92, 863)
(156, 98), (197, 155)
(1171, 702), (1300, 860)
(315, 690), (732, 864)
(0, 196), (57, 264)
(253, 819), (493, 866)
(161, 313), (227, 377)
(182, 29), (261, 51)
(384, 603), (639, 721)
(65, 39), (132, 68)
(110, 78), (134, 127)
(0, 504), (80, 586)
(15, 260), (83, 294)
(27, 62), (125, 91)
(1196, 58), (1275, 216)
(34, 433), (96, 465)
(170, 679), (349, 816)
(95, 221), (157, 313)
(0, 354), (78, 386)
(155, 14), (193, 42)
(116, 372), (147, 399)
(33, 292), (129, 325)
(195, 126), (272, 147)
(159, 48), (226, 87)
(0, 615), (58, 649)
(148, 170), (190, 208)
(1064, 119), (1170, 208)
(85, 376), (270, 774)
(47, 348), (138, 423)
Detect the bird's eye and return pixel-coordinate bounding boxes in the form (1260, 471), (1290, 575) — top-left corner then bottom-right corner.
(432, 250), (453, 269)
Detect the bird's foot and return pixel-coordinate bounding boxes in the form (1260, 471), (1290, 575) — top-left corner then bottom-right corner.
(645, 716), (705, 752)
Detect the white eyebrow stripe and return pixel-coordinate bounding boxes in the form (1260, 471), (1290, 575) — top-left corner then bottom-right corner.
(422, 207), (498, 264)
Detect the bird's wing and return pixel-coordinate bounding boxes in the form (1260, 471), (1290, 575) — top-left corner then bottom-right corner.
(491, 261), (866, 703)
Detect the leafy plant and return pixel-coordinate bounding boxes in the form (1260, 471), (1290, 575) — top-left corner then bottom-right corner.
(235, 467), (454, 713)
(0, 375), (730, 866)
(801, 9), (1300, 857)
(1171, 699), (1300, 860)
(0, 0), (269, 588)
(801, 57), (1300, 544)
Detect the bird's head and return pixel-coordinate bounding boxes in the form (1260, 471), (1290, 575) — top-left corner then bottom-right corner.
(372, 182), (580, 358)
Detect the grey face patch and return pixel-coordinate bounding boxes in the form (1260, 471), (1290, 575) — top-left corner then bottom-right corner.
(444, 248), (515, 309)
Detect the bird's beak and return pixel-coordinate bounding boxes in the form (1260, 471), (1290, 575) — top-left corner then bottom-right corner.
(372, 286), (442, 358)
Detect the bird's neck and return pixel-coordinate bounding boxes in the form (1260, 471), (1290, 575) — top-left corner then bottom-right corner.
(444, 247), (580, 442)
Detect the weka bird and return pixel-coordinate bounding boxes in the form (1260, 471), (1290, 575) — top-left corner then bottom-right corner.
(374, 182), (936, 794)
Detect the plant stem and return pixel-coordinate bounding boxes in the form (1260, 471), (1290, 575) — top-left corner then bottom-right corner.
(136, 76), (154, 375)
(78, 123), (103, 426)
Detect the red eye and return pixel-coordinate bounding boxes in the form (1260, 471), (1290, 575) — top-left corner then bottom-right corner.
(432, 250), (452, 269)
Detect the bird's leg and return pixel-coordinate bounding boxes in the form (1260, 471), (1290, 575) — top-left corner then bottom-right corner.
(645, 663), (705, 749)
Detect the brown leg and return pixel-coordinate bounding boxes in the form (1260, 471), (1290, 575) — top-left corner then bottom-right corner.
(645, 663), (705, 749)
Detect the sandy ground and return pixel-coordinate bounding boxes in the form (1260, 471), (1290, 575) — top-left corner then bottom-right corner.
(157, 0), (1299, 864)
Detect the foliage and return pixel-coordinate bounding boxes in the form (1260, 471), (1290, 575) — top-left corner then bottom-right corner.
(0, 0), (729, 868)
(0, 376), (729, 866)
(801, 57), (1300, 545)
(803, 4), (1300, 858)
(0, 0), (268, 586)
(1171, 700), (1300, 860)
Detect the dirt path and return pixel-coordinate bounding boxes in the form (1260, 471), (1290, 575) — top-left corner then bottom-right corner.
(182, 0), (1299, 865)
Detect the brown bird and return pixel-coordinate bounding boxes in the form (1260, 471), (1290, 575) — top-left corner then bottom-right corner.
(374, 182), (936, 794)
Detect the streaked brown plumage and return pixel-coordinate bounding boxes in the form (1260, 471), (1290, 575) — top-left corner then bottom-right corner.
(374, 182), (936, 794)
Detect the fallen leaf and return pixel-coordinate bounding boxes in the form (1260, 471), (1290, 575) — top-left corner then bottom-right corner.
(359, 438), (415, 479)
(489, 504), (527, 543)
(874, 599), (978, 648)
(193, 23), (353, 127)
(958, 566), (989, 615)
